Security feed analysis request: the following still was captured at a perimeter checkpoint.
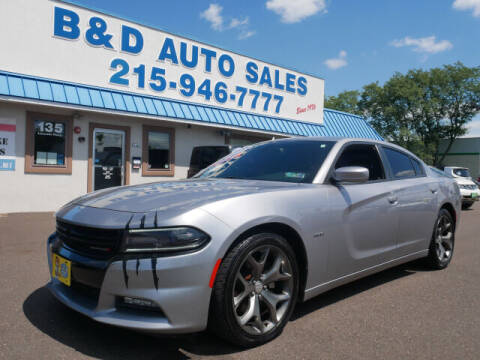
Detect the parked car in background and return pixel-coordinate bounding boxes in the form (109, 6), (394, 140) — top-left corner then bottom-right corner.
(187, 145), (232, 178)
(48, 138), (461, 347)
(443, 166), (479, 209)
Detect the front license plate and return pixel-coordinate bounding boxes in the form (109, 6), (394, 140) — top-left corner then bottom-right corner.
(52, 253), (71, 286)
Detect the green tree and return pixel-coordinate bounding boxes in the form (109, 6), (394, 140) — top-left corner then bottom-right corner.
(433, 62), (480, 165)
(325, 90), (362, 116)
(358, 62), (480, 166)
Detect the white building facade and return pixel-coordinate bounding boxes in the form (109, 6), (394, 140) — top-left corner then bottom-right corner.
(0, 0), (382, 213)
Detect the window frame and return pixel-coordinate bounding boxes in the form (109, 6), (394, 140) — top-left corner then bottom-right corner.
(24, 112), (73, 174)
(326, 141), (388, 184)
(142, 125), (175, 177)
(380, 146), (420, 180)
(410, 156), (426, 177)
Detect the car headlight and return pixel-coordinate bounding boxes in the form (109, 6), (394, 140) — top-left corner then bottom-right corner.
(122, 227), (210, 253)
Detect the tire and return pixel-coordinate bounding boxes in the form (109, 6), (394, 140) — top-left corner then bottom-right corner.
(462, 202), (473, 210)
(425, 209), (455, 270)
(209, 232), (299, 347)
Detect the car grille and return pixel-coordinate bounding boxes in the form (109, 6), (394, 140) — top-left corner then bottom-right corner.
(56, 220), (124, 259)
(70, 280), (101, 302)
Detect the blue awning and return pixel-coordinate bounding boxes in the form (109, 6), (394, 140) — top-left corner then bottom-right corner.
(0, 71), (382, 140)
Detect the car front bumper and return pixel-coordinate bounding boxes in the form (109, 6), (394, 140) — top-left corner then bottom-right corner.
(460, 188), (479, 203)
(46, 220), (231, 334)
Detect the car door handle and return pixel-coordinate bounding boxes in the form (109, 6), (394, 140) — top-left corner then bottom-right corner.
(430, 188), (438, 194)
(388, 196), (398, 204)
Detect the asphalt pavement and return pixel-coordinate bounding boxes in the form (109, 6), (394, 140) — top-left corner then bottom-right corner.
(0, 204), (479, 360)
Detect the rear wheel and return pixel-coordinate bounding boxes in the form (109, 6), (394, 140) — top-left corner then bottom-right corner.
(209, 233), (299, 347)
(426, 209), (455, 269)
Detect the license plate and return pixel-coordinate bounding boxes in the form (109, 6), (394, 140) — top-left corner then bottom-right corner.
(52, 253), (71, 286)
(472, 193), (478, 199)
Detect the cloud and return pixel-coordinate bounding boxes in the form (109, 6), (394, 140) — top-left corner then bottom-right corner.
(229, 17), (249, 29)
(266, 0), (327, 23)
(453, 0), (480, 17)
(200, 4), (254, 39)
(238, 30), (256, 40)
(390, 36), (453, 54)
(200, 4), (224, 31)
(324, 50), (348, 70)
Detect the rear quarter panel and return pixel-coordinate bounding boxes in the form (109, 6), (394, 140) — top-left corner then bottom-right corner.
(427, 168), (462, 226)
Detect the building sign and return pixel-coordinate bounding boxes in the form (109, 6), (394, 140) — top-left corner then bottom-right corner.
(0, 0), (324, 124)
(35, 120), (65, 138)
(0, 120), (16, 171)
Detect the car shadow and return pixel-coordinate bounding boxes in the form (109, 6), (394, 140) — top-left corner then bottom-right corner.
(23, 260), (429, 359)
(291, 260), (427, 320)
(22, 287), (241, 359)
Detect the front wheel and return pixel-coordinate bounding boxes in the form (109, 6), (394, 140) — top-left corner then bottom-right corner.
(209, 233), (299, 347)
(426, 209), (455, 269)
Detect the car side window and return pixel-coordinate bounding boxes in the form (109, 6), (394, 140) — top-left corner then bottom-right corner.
(411, 157), (425, 176)
(383, 147), (415, 179)
(335, 144), (385, 181)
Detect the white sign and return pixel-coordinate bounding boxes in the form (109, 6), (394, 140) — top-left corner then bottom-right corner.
(0, 119), (16, 171)
(0, 0), (324, 124)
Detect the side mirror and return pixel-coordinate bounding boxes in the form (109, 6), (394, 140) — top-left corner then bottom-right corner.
(333, 166), (369, 183)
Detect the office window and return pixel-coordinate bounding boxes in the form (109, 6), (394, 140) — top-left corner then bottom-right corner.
(25, 112), (72, 174)
(142, 125), (175, 176)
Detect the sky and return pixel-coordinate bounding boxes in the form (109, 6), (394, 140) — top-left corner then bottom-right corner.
(67, 0), (480, 136)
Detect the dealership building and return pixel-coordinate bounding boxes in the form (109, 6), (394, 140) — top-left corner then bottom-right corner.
(0, 0), (382, 214)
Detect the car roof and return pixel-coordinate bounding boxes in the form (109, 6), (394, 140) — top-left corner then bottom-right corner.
(273, 137), (422, 161)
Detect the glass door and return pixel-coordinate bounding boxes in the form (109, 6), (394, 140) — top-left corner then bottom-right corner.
(92, 128), (125, 191)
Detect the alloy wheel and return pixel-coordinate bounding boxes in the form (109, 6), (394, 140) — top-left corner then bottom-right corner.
(435, 214), (453, 262)
(232, 245), (294, 335)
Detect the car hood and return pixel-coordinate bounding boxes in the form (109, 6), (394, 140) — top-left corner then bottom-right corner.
(454, 178), (476, 186)
(70, 179), (300, 214)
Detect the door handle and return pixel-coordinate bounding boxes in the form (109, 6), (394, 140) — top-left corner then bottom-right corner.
(388, 196), (398, 204)
(430, 188), (438, 194)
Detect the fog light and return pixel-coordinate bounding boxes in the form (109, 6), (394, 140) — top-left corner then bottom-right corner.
(117, 296), (164, 313)
(123, 296), (157, 308)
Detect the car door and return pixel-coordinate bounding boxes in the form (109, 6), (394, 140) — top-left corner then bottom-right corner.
(380, 146), (438, 257)
(326, 143), (399, 280)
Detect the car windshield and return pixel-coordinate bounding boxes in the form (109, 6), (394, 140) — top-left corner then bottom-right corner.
(194, 140), (335, 183)
(453, 168), (471, 177)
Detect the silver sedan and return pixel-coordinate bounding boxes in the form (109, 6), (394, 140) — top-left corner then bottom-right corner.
(47, 137), (461, 347)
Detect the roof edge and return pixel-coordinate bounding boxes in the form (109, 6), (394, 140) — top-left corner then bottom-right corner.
(0, 69), (321, 128)
(0, 69), (383, 141)
(324, 107), (364, 120)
